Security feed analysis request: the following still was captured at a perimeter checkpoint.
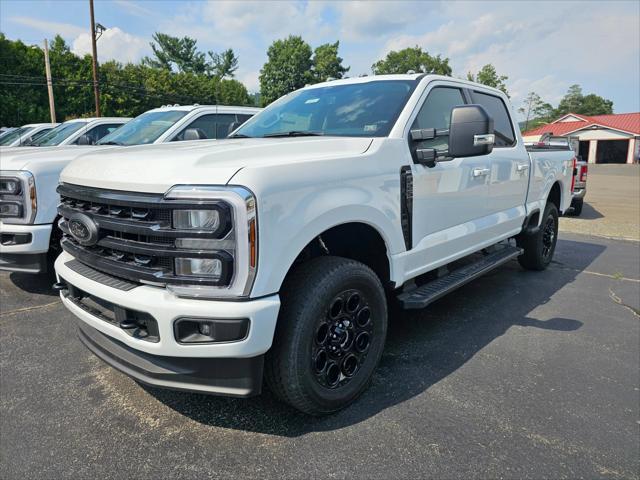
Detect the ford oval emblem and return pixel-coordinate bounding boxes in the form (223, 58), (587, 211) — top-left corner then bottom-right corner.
(68, 213), (99, 246)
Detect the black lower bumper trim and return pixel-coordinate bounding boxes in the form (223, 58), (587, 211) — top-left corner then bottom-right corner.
(0, 252), (47, 274)
(78, 323), (263, 398)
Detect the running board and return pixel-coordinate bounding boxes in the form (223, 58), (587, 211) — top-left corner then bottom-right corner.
(397, 245), (523, 310)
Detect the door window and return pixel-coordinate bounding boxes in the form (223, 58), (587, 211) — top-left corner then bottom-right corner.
(76, 123), (122, 144)
(173, 114), (239, 141)
(470, 91), (516, 147)
(411, 87), (465, 151)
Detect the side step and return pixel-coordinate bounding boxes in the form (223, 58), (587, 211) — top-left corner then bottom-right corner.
(398, 245), (522, 310)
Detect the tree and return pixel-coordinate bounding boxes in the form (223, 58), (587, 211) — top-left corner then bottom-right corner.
(371, 46), (452, 76)
(208, 48), (238, 79)
(518, 92), (554, 131)
(311, 41), (349, 82)
(467, 64), (509, 96)
(259, 36), (313, 106)
(555, 84), (613, 116)
(142, 33), (207, 74)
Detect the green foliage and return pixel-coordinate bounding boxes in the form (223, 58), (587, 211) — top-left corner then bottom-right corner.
(312, 41), (349, 82)
(371, 46), (452, 76)
(518, 91), (554, 131)
(208, 48), (239, 79)
(259, 36), (313, 106)
(555, 84), (613, 116)
(467, 64), (509, 96)
(142, 33), (207, 74)
(0, 33), (251, 126)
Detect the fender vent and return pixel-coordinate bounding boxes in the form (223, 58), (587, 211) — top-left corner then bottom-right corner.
(400, 166), (413, 250)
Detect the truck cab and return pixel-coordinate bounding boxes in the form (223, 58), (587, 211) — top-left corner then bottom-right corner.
(53, 75), (574, 414)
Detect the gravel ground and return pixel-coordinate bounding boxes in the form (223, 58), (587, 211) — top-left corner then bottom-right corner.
(560, 164), (640, 241)
(1, 232), (639, 479)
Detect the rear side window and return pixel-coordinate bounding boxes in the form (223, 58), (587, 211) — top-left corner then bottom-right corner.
(411, 87), (465, 151)
(173, 114), (238, 141)
(75, 123), (122, 144)
(470, 91), (516, 147)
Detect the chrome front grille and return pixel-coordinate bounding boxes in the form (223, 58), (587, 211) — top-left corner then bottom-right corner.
(57, 183), (233, 287)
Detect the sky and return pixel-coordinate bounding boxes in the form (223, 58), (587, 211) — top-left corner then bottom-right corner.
(1, 0), (639, 118)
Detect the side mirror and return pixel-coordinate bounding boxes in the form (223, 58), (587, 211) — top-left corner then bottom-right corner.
(448, 104), (494, 158)
(76, 134), (94, 145)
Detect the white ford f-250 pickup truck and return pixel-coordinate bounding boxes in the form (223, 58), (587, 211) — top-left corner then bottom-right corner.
(54, 74), (575, 415)
(0, 105), (259, 274)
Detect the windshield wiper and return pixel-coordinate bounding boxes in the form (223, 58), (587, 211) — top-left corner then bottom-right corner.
(98, 141), (123, 146)
(227, 133), (252, 139)
(262, 131), (324, 138)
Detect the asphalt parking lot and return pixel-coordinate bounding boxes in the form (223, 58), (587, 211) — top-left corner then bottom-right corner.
(1, 168), (639, 479)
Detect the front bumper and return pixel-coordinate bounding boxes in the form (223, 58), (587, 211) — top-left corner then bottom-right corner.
(0, 222), (52, 273)
(78, 322), (264, 397)
(55, 251), (281, 396)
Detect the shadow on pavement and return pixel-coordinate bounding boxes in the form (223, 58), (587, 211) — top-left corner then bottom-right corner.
(572, 202), (604, 220)
(8, 266), (57, 297)
(133, 238), (604, 435)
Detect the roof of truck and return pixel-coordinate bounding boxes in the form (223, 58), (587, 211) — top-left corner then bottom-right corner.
(148, 105), (261, 113)
(304, 73), (507, 96)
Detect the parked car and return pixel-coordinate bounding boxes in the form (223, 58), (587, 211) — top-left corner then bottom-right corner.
(53, 75), (575, 415)
(0, 106), (259, 274)
(1, 117), (129, 152)
(569, 158), (588, 216)
(0, 123), (58, 148)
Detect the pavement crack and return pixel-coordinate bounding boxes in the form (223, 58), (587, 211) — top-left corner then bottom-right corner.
(609, 288), (640, 318)
(0, 300), (60, 318)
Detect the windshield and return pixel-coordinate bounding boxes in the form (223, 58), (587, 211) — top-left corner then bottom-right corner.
(0, 126), (34, 146)
(23, 128), (53, 146)
(234, 80), (418, 138)
(30, 122), (86, 146)
(97, 110), (188, 146)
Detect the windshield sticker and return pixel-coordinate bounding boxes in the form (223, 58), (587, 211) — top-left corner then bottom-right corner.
(364, 124), (378, 132)
(304, 98), (320, 104)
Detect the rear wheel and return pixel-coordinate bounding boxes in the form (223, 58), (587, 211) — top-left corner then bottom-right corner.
(570, 198), (583, 216)
(265, 256), (387, 415)
(517, 202), (559, 271)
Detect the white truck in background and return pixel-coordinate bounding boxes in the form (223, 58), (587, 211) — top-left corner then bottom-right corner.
(0, 123), (58, 148)
(54, 75), (575, 415)
(0, 105), (260, 274)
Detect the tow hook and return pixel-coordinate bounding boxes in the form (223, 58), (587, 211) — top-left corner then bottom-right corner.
(52, 281), (68, 292)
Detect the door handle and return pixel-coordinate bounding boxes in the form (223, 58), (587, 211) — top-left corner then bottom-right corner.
(517, 163), (530, 172)
(472, 167), (490, 177)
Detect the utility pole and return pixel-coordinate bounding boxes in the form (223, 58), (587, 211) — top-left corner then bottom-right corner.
(89, 0), (101, 116)
(43, 39), (56, 123)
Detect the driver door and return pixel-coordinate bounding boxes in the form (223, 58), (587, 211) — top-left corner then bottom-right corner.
(405, 85), (491, 271)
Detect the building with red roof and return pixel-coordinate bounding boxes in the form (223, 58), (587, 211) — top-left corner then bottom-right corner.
(522, 112), (640, 164)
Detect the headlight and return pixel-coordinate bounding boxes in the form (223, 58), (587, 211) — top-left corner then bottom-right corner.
(0, 178), (21, 195)
(173, 209), (221, 230)
(0, 171), (37, 224)
(175, 258), (223, 277)
(164, 185), (257, 299)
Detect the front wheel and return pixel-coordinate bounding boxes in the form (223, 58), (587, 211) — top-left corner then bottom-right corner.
(517, 202), (559, 271)
(265, 256), (388, 415)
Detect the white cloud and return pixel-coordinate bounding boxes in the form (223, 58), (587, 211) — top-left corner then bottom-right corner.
(333, 1), (442, 41)
(8, 16), (85, 37)
(72, 27), (149, 63)
(113, 0), (155, 19)
(378, 1), (639, 115)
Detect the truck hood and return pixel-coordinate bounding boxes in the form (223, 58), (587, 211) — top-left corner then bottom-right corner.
(0, 145), (107, 172)
(61, 137), (374, 193)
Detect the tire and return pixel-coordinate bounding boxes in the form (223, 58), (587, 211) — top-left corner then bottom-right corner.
(570, 199), (583, 216)
(265, 256), (388, 415)
(517, 202), (559, 271)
